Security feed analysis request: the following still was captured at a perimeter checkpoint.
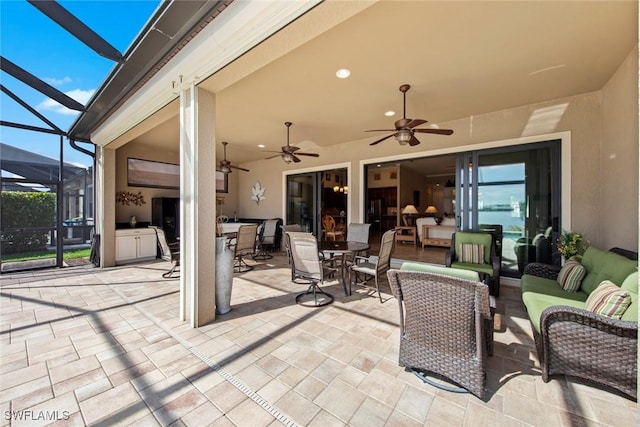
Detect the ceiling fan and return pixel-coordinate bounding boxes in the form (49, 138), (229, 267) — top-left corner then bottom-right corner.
(366, 84), (453, 146)
(265, 121), (320, 164)
(218, 141), (249, 174)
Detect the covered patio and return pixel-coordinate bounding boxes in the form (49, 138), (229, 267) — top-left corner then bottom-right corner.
(1, 254), (636, 426)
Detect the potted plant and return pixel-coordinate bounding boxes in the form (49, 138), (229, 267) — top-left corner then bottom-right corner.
(557, 229), (587, 263)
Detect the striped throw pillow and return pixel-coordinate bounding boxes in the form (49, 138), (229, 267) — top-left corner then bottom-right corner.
(585, 280), (632, 319)
(556, 260), (586, 292)
(458, 243), (484, 264)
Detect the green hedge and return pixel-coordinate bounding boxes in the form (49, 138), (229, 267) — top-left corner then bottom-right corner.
(1, 191), (56, 255)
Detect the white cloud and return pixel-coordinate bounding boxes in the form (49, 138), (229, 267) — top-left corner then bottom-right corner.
(44, 76), (72, 86)
(37, 88), (96, 116)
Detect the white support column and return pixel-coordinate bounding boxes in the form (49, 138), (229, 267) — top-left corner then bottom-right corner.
(179, 84), (217, 327)
(95, 145), (116, 267)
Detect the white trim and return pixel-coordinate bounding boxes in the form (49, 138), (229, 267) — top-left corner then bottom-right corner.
(358, 130), (572, 231)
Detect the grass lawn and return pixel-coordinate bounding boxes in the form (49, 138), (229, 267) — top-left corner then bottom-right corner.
(1, 248), (91, 262)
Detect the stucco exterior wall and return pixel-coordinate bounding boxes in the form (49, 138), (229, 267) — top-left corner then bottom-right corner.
(600, 46), (639, 252)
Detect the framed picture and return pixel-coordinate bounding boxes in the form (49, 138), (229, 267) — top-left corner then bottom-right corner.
(216, 170), (228, 193)
(325, 173), (332, 182)
(390, 171), (398, 179)
(127, 157), (179, 189)
(335, 174), (340, 182)
(373, 172), (381, 181)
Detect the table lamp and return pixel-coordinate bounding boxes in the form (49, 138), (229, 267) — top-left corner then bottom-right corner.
(402, 204), (419, 226)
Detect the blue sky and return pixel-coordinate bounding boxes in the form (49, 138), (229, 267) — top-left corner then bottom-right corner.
(1, 0), (160, 168)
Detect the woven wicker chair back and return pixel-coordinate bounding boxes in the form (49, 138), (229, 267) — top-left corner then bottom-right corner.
(322, 215), (337, 232)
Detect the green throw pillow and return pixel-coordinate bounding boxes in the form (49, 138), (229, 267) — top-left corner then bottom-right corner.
(556, 260), (586, 292)
(585, 280), (632, 319)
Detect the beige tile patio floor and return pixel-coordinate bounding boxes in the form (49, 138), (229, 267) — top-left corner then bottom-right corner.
(1, 253), (637, 426)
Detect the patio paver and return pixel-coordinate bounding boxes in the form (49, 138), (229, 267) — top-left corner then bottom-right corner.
(1, 254), (637, 426)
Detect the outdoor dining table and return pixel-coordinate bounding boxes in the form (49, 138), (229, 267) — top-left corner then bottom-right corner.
(320, 240), (370, 296)
(219, 222), (254, 238)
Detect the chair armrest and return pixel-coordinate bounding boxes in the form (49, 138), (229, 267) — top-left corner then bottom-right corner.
(445, 249), (453, 267)
(523, 262), (562, 280)
(539, 305), (637, 397)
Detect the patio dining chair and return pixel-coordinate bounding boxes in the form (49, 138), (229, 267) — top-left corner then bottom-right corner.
(150, 226), (180, 278)
(288, 232), (336, 307)
(254, 218), (281, 260)
(350, 228), (396, 302)
(231, 223), (258, 272)
(343, 222), (371, 266)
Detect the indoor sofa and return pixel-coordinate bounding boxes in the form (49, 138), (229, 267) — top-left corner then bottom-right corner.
(520, 246), (638, 399)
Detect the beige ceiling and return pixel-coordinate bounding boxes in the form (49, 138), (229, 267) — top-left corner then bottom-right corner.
(132, 0), (637, 172)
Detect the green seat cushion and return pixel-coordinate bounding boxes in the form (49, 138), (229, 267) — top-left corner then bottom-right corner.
(521, 274), (589, 302)
(580, 247), (638, 294)
(450, 261), (493, 277)
(620, 271), (638, 322)
(522, 291), (588, 333)
(401, 262), (480, 281)
(621, 270), (639, 294)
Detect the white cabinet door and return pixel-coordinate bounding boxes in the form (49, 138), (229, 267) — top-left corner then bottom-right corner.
(115, 229), (158, 264)
(138, 233), (158, 259)
(116, 235), (138, 262)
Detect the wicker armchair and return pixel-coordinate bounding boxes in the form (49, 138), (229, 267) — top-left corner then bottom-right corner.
(446, 231), (501, 296)
(387, 269), (492, 399)
(523, 261), (638, 399)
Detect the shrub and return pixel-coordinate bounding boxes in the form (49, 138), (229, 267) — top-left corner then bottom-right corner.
(1, 191), (56, 254)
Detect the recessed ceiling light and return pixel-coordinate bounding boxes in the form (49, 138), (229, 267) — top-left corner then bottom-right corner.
(376, 164), (381, 168)
(258, 144), (265, 148)
(335, 68), (351, 79)
(384, 110), (395, 117)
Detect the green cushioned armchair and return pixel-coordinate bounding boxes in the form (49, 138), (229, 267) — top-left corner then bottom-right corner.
(445, 231), (501, 296)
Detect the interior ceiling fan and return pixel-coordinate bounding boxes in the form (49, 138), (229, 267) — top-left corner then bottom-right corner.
(219, 141), (249, 174)
(366, 84), (454, 146)
(265, 121), (319, 164)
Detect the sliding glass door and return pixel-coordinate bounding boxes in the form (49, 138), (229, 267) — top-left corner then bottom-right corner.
(286, 168), (348, 237)
(457, 140), (561, 277)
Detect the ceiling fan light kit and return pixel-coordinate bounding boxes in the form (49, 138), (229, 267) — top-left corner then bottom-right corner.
(366, 84), (454, 147)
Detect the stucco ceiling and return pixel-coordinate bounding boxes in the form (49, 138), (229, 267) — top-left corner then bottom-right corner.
(130, 0), (637, 174)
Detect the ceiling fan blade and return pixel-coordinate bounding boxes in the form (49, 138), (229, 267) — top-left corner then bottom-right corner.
(292, 154), (301, 163)
(413, 128), (454, 135)
(365, 128), (397, 132)
(295, 152), (319, 157)
(408, 135), (421, 146)
(405, 119), (428, 129)
(265, 153), (282, 160)
(230, 165), (250, 172)
(369, 133), (395, 146)
(395, 118), (413, 129)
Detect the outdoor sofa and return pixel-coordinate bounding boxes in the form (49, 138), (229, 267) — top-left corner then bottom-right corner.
(520, 246), (638, 399)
